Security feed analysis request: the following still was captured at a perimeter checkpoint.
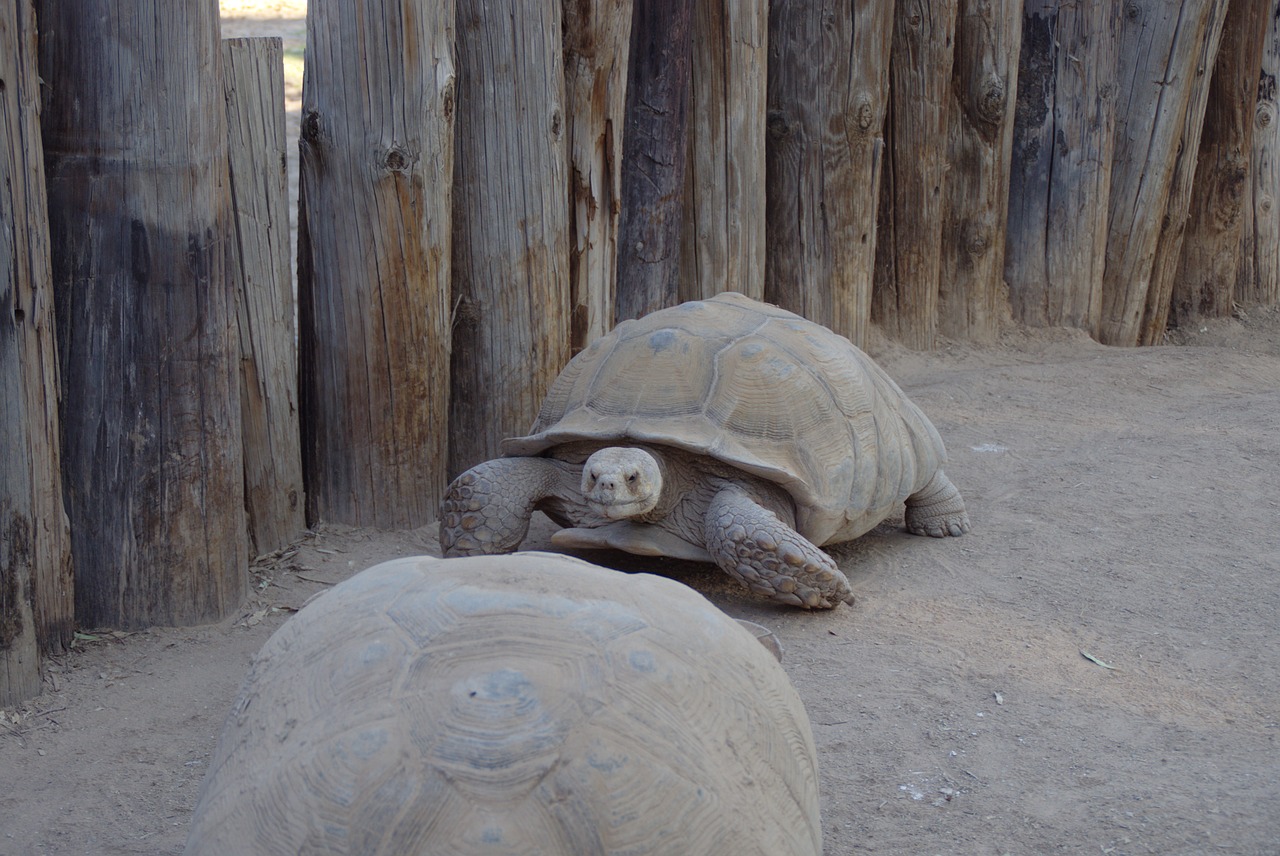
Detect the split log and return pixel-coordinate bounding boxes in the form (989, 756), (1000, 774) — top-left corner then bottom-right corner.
(1098, 0), (1230, 346)
(615, 0), (694, 321)
(766, 0), (893, 347)
(1170, 0), (1272, 328)
(873, 0), (959, 350)
(1238, 3), (1280, 308)
(298, 0), (455, 526)
(39, 0), (246, 628)
(680, 0), (766, 304)
(1004, 1), (1119, 334)
(563, 0), (632, 351)
(1, 0), (73, 705)
(449, 0), (570, 474)
(222, 38), (304, 557)
(938, 0), (1022, 343)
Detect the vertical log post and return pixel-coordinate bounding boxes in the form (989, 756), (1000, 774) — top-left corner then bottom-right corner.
(1098, 0), (1229, 346)
(873, 0), (959, 350)
(223, 38), (305, 557)
(1170, 0), (1272, 328)
(680, 0), (766, 304)
(39, 0), (246, 629)
(563, 0), (632, 351)
(937, 0), (1021, 343)
(766, 0), (893, 347)
(1240, 3), (1280, 308)
(298, 0), (456, 527)
(449, 0), (570, 474)
(615, 0), (694, 322)
(1004, 1), (1119, 334)
(1136, 0), (1232, 342)
(1, 0), (73, 705)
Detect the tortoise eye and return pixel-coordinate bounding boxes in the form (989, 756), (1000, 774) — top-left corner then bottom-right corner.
(627, 473), (637, 483)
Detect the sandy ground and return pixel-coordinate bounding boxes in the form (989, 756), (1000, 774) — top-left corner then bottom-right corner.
(3, 3), (1279, 854)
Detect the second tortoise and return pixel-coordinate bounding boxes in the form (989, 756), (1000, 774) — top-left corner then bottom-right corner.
(441, 292), (970, 608)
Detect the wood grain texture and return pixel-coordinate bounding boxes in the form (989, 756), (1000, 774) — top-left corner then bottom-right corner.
(298, 0), (455, 526)
(873, 0), (959, 350)
(222, 38), (304, 557)
(1098, 0), (1228, 346)
(766, 0), (892, 348)
(563, 0), (632, 351)
(38, 0), (247, 629)
(615, 0), (694, 322)
(1, 0), (72, 704)
(680, 0), (766, 305)
(938, 0), (1022, 343)
(1135, 0), (1231, 343)
(1239, 0), (1280, 308)
(1169, 0), (1271, 329)
(1004, 1), (1119, 334)
(449, 0), (569, 475)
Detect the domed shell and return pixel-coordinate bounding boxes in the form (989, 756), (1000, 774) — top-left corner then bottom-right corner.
(185, 553), (821, 856)
(503, 291), (948, 545)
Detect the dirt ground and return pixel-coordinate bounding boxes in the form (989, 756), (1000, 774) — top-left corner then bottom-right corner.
(4, 3), (1279, 854)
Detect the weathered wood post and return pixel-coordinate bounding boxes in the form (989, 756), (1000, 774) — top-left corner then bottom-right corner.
(937, 0), (1021, 343)
(223, 38), (305, 557)
(1239, 2), (1280, 308)
(39, 0), (247, 629)
(680, 0), (766, 305)
(1171, 0), (1272, 327)
(766, 0), (893, 347)
(448, 0), (570, 475)
(1, 0), (73, 705)
(1098, 0), (1229, 346)
(615, 0), (694, 322)
(298, 0), (456, 526)
(563, 0), (633, 351)
(1004, 0), (1119, 335)
(873, 0), (959, 350)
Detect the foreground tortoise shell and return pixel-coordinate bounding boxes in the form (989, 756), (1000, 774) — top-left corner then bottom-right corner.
(185, 553), (822, 855)
(442, 292), (969, 608)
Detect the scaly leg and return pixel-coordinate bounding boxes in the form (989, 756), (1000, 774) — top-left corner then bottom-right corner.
(440, 458), (581, 556)
(904, 469), (971, 537)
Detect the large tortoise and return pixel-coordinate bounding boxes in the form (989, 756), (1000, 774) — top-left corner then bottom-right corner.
(184, 553), (822, 856)
(441, 292), (970, 609)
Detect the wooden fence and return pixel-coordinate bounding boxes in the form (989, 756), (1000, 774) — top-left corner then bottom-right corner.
(3, 0), (1279, 705)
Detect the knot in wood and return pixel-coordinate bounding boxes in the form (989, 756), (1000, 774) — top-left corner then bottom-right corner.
(381, 147), (411, 173)
(551, 109), (563, 138)
(1256, 101), (1274, 130)
(978, 76), (1007, 125)
(767, 110), (791, 140)
(1124, 2), (1141, 21)
(301, 110), (321, 144)
(854, 97), (876, 132)
(965, 227), (990, 258)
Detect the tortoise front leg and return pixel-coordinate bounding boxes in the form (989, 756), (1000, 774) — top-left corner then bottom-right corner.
(704, 486), (855, 610)
(440, 458), (582, 556)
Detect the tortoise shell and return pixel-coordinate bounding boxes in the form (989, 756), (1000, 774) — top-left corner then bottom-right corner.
(503, 291), (948, 545)
(185, 553), (822, 855)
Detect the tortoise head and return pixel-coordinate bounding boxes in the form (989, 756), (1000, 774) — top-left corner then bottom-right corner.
(581, 446), (663, 520)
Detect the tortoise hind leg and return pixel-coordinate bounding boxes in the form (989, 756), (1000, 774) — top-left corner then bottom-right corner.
(441, 458), (581, 556)
(705, 486), (855, 610)
(905, 469), (971, 537)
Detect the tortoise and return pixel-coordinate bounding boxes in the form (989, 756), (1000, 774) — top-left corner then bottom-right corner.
(184, 553), (822, 856)
(441, 292), (970, 609)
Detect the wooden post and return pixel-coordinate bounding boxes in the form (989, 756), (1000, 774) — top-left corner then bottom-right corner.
(1134, 0), (1231, 343)
(1170, 0), (1272, 328)
(680, 0), (766, 305)
(1004, 0), (1119, 335)
(938, 0), (1022, 343)
(873, 0), (959, 350)
(223, 38), (305, 557)
(1, 0), (73, 705)
(449, 0), (570, 475)
(1098, 0), (1230, 346)
(563, 0), (632, 351)
(39, 0), (247, 629)
(766, 0), (893, 347)
(615, 0), (694, 322)
(298, 0), (455, 527)
(1239, 1), (1280, 308)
